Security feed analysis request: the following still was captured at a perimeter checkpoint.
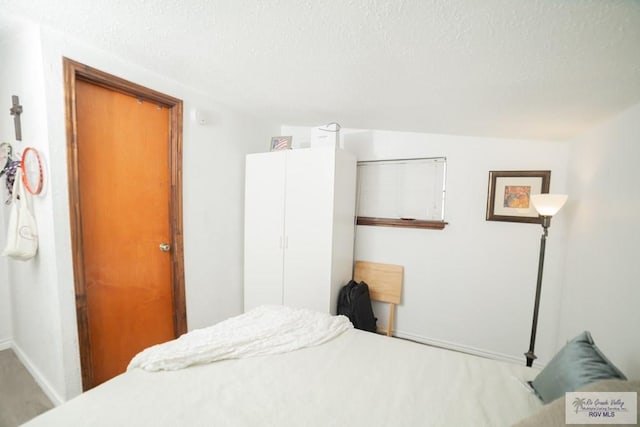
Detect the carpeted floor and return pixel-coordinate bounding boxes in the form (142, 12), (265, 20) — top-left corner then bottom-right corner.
(0, 349), (53, 427)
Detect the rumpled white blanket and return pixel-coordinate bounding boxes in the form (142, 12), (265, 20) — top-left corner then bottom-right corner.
(128, 305), (353, 371)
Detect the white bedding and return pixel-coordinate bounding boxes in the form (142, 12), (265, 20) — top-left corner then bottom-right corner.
(26, 315), (542, 426)
(128, 305), (353, 371)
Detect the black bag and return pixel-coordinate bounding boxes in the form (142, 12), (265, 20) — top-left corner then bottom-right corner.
(337, 280), (377, 333)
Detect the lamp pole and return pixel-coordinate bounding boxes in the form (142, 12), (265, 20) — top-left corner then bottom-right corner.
(525, 193), (567, 368)
(525, 216), (551, 367)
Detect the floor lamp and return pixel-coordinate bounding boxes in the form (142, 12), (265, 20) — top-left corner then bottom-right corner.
(525, 193), (568, 367)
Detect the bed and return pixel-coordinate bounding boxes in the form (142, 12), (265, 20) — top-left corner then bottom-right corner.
(25, 305), (542, 426)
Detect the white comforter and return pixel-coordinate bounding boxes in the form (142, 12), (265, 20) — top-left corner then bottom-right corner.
(128, 305), (353, 371)
(27, 311), (542, 426)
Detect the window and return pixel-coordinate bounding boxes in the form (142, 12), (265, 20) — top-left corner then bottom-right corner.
(356, 157), (447, 229)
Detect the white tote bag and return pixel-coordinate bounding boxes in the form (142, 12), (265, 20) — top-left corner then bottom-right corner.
(2, 168), (38, 260)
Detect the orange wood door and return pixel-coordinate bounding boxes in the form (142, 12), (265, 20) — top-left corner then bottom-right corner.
(75, 79), (176, 386)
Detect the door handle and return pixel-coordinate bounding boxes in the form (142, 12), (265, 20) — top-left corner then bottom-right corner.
(159, 243), (171, 252)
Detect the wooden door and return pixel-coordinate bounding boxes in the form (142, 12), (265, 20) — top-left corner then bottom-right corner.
(65, 59), (186, 389)
(243, 151), (286, 311)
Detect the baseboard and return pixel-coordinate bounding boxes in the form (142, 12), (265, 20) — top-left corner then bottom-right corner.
(394, 330), (545, 369)
(0, 338), (11, 351)
(11, 343), (64, 406)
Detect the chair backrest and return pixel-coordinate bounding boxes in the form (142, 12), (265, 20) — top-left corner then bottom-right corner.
(353, 261), (403, 336)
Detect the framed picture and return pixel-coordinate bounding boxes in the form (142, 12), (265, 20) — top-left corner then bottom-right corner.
(486, 170), (551, 223)
(270, 136), (292, 151)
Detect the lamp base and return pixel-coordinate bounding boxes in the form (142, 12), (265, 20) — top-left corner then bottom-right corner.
(524, 351), (537, 367)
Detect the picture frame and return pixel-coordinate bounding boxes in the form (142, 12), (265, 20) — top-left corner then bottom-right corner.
(486, 170), (551, 224)
(270, 136), (292, 151)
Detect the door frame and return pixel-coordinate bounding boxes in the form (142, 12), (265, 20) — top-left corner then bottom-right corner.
(63, 58), (187, 390)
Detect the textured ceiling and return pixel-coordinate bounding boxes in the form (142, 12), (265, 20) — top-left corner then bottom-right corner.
(1, 0), (640, 140)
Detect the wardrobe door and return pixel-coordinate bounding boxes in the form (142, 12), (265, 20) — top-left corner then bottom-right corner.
(244, 151), (287, 311)
(282, 148), (335, 312)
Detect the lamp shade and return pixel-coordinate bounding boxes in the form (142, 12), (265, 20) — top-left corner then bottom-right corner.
(530, 194), (568, 216)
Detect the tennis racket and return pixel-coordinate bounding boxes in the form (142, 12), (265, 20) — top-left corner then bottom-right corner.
(21, 146), (44, 195)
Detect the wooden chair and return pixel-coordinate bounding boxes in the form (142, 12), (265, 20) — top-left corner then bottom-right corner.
(353, 261), (403, 337)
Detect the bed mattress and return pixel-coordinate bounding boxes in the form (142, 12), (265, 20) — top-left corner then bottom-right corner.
(26, 327), (541, 426)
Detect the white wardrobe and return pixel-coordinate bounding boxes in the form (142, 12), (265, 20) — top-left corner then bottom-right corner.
(243, 146), (356, 314)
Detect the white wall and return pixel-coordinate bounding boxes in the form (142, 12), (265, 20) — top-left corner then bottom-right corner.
(284, 126), (569, 366)
(0, 22), (65, 400)
(0, 22), (28, 350)
(559, 101), (640, 380)
(1, 21), (278, 403)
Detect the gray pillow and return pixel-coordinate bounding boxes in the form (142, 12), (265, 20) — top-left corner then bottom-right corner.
(514, 379), (640, 427)
(531, 331), (627, 403)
